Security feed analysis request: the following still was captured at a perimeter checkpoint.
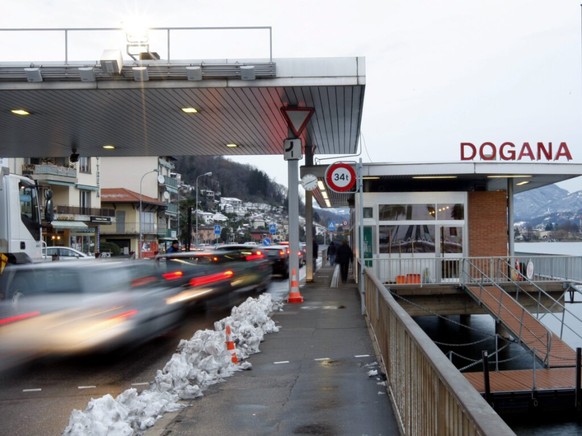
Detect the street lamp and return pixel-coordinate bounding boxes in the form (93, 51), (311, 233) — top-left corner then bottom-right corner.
(195, 171), (212, 247)
(139, 169), (158, 258)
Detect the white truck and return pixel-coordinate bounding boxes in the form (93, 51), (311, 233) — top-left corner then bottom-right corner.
(0, 166), (51, 270)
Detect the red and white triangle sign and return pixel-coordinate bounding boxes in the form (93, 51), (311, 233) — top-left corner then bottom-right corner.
(280, 106), (314, 138)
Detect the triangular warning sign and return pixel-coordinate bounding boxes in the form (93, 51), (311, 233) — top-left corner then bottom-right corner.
(280, 107), (314, 138)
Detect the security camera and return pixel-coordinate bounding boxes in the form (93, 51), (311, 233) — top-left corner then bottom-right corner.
(70, 151), (79, 163)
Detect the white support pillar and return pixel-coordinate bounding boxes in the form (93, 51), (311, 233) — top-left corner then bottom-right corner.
(288, 159), (300, 290)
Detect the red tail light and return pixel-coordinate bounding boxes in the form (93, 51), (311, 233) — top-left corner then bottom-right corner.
(245, 251), (265, 261)
(0, 311), (41, 325)
(108, 309), (138, 320)
(131, 276), (158, 287)
(189, 270), (234, 287)
(162, 270), (184, 281)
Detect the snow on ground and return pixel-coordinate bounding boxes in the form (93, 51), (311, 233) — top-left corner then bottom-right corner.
(62, 293), (283, 436)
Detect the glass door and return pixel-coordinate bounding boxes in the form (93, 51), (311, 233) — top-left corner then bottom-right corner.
(439, 225), (463, 282)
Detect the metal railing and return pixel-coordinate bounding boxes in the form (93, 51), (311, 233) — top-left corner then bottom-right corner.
(467, 258), (582, 354)
(460, 259), (556, 366)
(365, 255), (582, 286)
(362, 263), (515, 435)
(56, 205), (115, 217)
(0, 26), (273, 66)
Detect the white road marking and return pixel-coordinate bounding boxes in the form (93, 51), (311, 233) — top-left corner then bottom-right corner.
(78, 385), (97, 390)
(273, 360), (290, 364)
(22, 388), (42, 393)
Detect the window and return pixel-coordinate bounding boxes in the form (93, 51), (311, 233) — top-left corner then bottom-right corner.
(363, 207), (373, 218)
(379, 224), (436, 254)
(141, 211), (156, 234)
(79, 190), (91, 214)
(79, 157), (91, 174)
(436, 203), (464, 220)
(441, 226), (463, 253)
(19, 181), (41, 240)
(379, 204), (436, 220)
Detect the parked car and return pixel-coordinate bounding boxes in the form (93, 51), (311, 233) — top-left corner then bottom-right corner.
(0, 260), (184, 367)
(263, 244), (290, 278)
(43, 246), (94, 260)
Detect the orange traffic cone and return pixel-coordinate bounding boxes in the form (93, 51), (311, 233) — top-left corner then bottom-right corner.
(287, 268), (304, 303)
(225, 325), (239, 364)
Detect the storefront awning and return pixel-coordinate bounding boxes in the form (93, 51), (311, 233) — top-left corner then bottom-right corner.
(51, 221), (88, 229)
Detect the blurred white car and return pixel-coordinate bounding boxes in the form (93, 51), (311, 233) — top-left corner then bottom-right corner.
(44, 246), (94, 260)
(0, 260), (184, 368)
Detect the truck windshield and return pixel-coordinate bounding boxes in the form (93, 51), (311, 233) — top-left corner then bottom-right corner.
(19, 181), (41, 241)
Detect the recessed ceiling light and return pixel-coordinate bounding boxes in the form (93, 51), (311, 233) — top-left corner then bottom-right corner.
(11, 109), (30, 116)
(226, 143), (238, 148)
(181, 107), (198, 114)
(487, 175), (531, 179)
(102, 144), (116, 150)
(412, 175), (458, 179)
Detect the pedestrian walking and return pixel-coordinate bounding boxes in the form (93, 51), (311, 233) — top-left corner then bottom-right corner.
(335, 239), (353, 284)
(312, 238), (319, 270)
(327, 241), (337, 266)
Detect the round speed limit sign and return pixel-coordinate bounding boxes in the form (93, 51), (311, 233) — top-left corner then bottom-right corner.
(325, 162), (356, 193)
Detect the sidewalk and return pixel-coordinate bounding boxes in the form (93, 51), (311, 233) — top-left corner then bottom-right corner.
(148, 264), (401, 435)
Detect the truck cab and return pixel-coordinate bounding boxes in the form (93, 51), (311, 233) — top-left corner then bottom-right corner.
(0, 167), (45, 266)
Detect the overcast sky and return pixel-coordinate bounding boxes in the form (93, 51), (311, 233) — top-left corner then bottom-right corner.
(3, 1), (582, 191)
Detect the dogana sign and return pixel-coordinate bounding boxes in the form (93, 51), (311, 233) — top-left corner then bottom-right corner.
(460, 141), (573, 161)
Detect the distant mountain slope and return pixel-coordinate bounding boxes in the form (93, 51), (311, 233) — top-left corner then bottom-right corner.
(514, 185), (582, 221)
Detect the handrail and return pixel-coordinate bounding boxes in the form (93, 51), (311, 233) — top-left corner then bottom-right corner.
(461, 258), (557, 366)
(361, 261), (515, 435)
(366, 255), (582, 286)
(0, 26), (273, 63)
(496, 259), (582, 345)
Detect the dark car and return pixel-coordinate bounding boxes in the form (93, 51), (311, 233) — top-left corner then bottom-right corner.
(200, 245), (272, 292)
(263, 244), (290, 278)
(157, 245), (271, 298)
(153, 252), (236, 306)
(0, 260), (185, 367)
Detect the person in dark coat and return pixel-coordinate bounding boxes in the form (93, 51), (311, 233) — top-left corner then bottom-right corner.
(335, 239), (353, 283)
(312, 238), (319, 270)
(327, 241), (337, 266)
(166, 240), (180, 253)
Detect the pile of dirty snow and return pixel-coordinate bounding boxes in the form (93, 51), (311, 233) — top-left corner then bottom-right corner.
(63, 293), (282, 436)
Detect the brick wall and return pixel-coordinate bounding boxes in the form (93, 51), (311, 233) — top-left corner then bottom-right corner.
(468, 191), (508, 257)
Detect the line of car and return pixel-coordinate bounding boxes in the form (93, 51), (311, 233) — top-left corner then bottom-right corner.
(0, 244), (294, 370)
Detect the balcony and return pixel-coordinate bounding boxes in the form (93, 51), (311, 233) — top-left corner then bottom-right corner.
(164, 203), (178, 216)
(22, 163), (77, 185)
(99, 221), (159, 236)
(55, 205), (115, 218)
(162, 175), (179, 193)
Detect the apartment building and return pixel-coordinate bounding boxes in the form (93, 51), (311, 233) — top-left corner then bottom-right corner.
(15, 156), (111, 255)
(99, 156), (179, 257)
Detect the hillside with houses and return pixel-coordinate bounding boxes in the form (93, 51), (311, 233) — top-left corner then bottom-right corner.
(173, 156), (349, 246)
